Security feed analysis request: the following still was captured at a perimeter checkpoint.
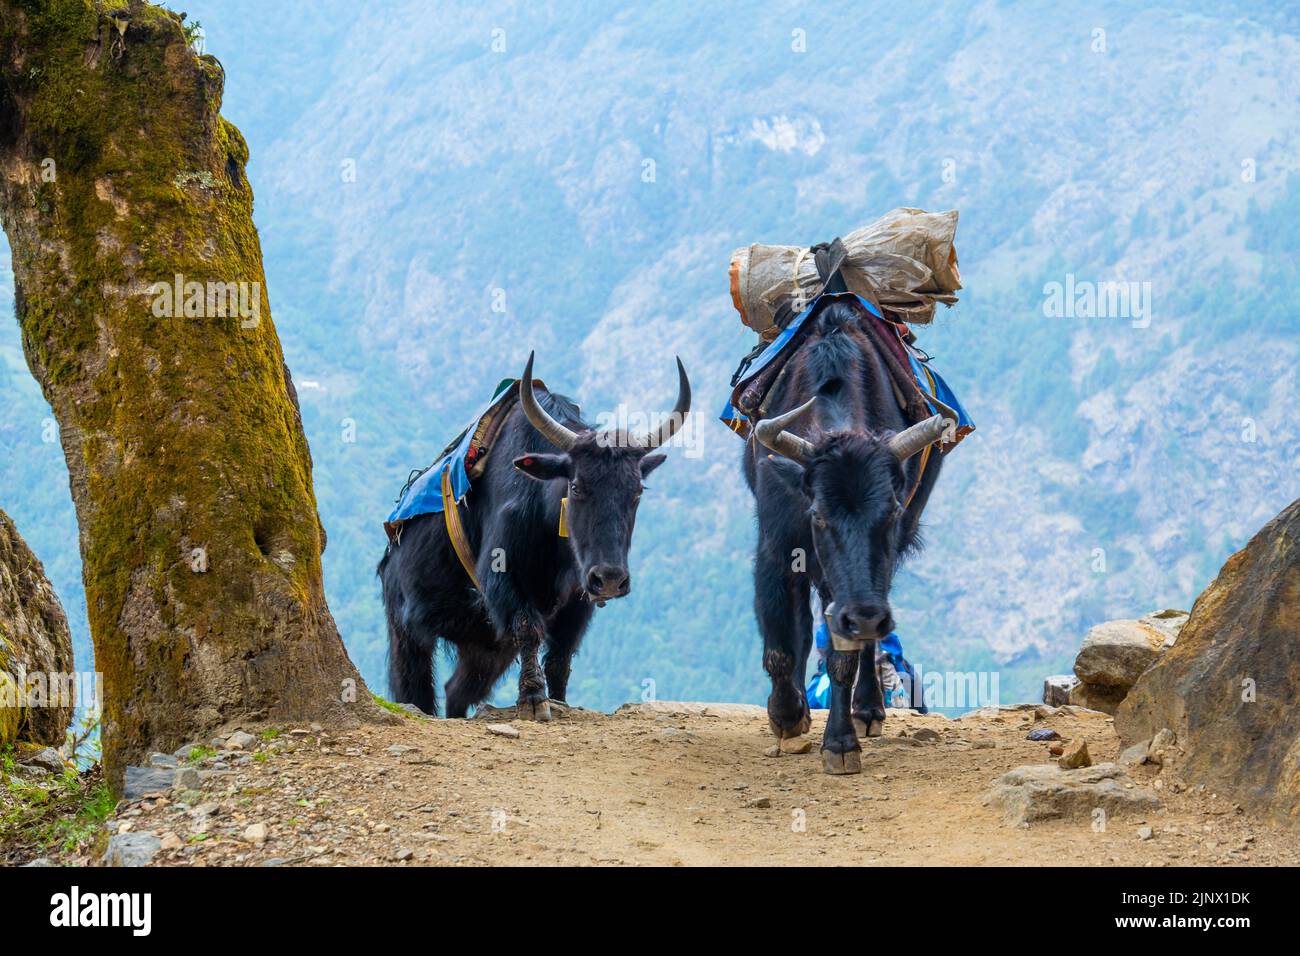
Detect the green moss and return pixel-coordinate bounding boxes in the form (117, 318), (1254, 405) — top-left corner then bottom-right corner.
(371, 693), (412, 719)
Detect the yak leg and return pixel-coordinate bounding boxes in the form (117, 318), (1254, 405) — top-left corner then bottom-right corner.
(757, 559), (812, 751)
(851, 647), (886, 739)
(822, 647), (863, 774)
(481, 571), (551, 721)
(444, 636), (514, 719)
(543, 597), (593, 704)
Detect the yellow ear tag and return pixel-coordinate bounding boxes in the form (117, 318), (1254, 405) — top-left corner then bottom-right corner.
(558, 497), (569, 538)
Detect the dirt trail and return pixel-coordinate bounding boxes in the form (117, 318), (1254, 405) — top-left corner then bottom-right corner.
(92, 703), (1297, 867)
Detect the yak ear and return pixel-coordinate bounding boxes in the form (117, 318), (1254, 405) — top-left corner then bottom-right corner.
(513, 452), (573, 482)
(639, 453), (667, 478)
(760, 454), (807, 497)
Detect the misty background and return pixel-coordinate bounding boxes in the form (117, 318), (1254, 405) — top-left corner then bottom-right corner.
(2, 1), (1296, 712)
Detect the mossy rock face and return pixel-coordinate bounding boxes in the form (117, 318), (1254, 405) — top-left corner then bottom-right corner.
(0, 508), (75, 747)
(0, 0), (380, 790)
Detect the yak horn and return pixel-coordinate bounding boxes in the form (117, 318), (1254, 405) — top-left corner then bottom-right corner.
(519, 352), (579, 451)
(753, 397), (817, 465)
(886, 414), (951, 462)
(640, 357), (692, 449)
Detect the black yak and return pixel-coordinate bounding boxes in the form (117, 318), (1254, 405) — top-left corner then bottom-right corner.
(379, 353), (690, 720)
(744, 298), (952, 773)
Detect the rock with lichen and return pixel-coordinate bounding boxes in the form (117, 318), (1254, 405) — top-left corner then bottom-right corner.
(0, 508), (74, 747)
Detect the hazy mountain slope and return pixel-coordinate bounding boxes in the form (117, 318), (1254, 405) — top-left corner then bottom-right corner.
(2, 1), (1296, 712)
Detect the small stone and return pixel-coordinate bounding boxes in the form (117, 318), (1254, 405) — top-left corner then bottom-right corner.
(1137, 826), (1154, 840)
(1118, 742), (1150, 767)
(911, 727), (941, 743)
(486, 723), (520, 739)
(159, 832), (183, 851)
(243, 822), (269, 844)
(25, 747), (67, 774)
(223, 731), (258, 751)
(744, 796), (772, 808)
(1058, 739), (1092, 769)
(123, 766), (177, 801)
(104, 831), (162, 867)
(1048, 742), (1065, 756)
(310, 722), (324, 733)
(385, 744), (416, 756)
(1147, 728), (1177, 766)
(173, 767), (201, 790)
(1026, 728), (1060, 741)
(395, 848), (415, 861)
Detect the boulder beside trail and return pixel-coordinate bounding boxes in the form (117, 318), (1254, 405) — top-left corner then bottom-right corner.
(985, 762), (1161, 826)
(0, 508), (75, 748)
(1117, 499), (1300, 825)
(1066, 610), (1189, 715)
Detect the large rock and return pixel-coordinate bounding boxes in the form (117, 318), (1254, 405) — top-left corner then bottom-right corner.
(0, 508), (75, 747)
(1073, 619), (1167, 688)
(1116, 499), (1300, 825)
(985, 763), (1161, 826)
(1067, 610), (1189, 714)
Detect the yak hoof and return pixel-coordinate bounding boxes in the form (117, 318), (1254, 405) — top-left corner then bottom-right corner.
(516, 698), (551, 722)
(779, 734), (813, 755)
(821, 749), (863, 775)
(853, 717), (885, 739)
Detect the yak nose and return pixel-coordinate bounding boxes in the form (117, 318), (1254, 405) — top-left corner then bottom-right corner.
(587, 565), (630, 599)
(837, 604), (893, 639)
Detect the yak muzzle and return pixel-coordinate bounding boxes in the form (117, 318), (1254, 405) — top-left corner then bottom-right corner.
(586, 565), (631, 603)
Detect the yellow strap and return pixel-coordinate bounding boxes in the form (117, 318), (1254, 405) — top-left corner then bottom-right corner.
(558, 497), (569, 537)
(441, 464), (481, 590)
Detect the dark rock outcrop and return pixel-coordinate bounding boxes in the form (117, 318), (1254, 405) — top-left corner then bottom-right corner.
(1116, 499), (1300, 825)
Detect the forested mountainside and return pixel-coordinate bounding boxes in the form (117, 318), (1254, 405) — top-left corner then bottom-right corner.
(2, 0), (1296, 711)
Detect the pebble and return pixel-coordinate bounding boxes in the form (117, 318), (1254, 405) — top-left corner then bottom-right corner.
(224, 731), (258, 751)
(1058, 739), (1092, 769)
(243, 822), (269, 844)
(487, 724), (520, 739)
(1137, 826), (1154, 841)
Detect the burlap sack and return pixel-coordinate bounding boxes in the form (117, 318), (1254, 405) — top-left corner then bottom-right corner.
(730, 207), (961, 335)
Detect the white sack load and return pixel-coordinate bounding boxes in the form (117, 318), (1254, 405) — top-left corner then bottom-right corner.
(729, 207), (962, 336)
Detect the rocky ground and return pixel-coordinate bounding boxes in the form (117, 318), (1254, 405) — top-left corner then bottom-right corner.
(12, 701), (1298, 867)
